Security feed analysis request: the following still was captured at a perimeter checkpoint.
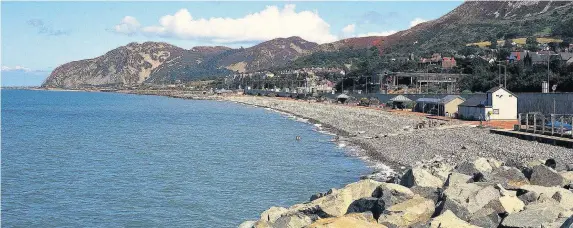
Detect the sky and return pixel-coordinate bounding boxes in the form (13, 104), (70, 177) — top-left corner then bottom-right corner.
(1, 1), (462, 86)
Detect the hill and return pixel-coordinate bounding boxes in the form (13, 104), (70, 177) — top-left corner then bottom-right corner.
(43, 1), (573, 88)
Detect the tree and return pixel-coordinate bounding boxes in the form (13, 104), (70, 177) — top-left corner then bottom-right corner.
(525, 36), (538, 51)
(489, 37), (498, 49)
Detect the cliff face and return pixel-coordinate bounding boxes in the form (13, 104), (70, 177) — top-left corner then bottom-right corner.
(43, 42), (202, 88)
(43, 37), (317, 88)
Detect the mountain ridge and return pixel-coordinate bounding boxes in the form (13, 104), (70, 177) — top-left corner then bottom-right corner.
(43, 1), (573, 88)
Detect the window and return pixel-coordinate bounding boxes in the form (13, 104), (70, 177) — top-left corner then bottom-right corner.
(493, 109), (499, 114)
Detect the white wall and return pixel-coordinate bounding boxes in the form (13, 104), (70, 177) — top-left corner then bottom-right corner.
(490, 89), (518, 120)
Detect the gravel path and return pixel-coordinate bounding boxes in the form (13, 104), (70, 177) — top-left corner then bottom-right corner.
(225, 96), (573, 172)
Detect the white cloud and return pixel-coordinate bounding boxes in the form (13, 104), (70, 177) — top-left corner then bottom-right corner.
(357, 30), (397, 37)
(1, 65), (32, 72)
(409, 18), (427, 27)
(115, 5), (337, 44)
(342, 24), (356, 35)
(113, 16), (141, 35)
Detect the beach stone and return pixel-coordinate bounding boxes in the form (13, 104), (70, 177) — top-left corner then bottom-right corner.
(400, 168), (443, 189)
(444, 172), (473, 188)
(260, 207), (289, 224)
(441, 183), (500, 220)
(519, 185), (573, 210)
(239, 220), (257, 228)
(455, 157), (493, 177)
(567, 164), (573, 171)
(530, 165), (568, 187)
(378, 196), (434, 228)
(482, 166), (530, 189)
(310, 193), (324, 201)
(521, 159), (546, 178)
(501, 199), (564, 228)
(273, 212), (318, 228)
(307, 212), (386, 228)
(430, 210), (480, 228)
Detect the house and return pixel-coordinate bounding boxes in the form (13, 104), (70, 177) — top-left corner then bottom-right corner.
(413, 95), (465, 117)
(442, 57), (457, 69)
(458, 87), (518, 120)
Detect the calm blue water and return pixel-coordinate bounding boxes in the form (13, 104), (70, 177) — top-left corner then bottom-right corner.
(1, 90), (369, 227)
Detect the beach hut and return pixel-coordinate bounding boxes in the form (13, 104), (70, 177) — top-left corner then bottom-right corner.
(440, 95), (465, 117)
(336, 94), (351, 104)
(458, 87), (517, 120)
(389, 95), (412, 109)
(414, 98), (442, 114)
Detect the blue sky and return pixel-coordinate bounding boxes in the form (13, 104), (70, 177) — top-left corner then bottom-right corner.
(1, 1), (462, 86)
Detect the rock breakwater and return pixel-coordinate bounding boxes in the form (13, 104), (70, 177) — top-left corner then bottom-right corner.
(241, 157), (573, 228)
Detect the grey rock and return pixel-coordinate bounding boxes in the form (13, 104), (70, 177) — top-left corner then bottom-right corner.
(567, 164), (573, 172)
(530, 165), (567, 187)
(518, 191), (541, 205)
(442, 183), (500, 220)
(411, 186), (441, 204)
(467, 207), (500, 228)
(400, 167), (443, 188)
(444, 172), (473, 188)
(455, 158), (493, 177)
(501, 199), (563, 228)
(238, 220), (256, 228)
(273, 212), (318, 228)
(482, 166), (530, 189)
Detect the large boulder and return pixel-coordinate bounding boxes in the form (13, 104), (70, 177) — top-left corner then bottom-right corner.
(306, 212), (386, 228)
(519, 185), (573, 210)
(400, 168), (443, 189)
(378, 196), (435, 227)
(455, 157), (493, 177)
(290, 179), (384, 218)
(260, 207), (289, 224)
(272, 212), (318, 228)
(239, 221), (257, 228)
(467, 207), (501, 228)
(441, 183), (500, 220)
(429, 210), (480, 228)
(444, 172), (473, 188)
(530, 165), (568, 187)
(501, 198), (565, 228)
(482, 166), (530, 189)
(562, 171), (573, 187)
(346, 197), (383, 217)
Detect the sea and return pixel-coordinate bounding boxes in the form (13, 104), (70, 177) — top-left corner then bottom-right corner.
(1, 89), (370, 227)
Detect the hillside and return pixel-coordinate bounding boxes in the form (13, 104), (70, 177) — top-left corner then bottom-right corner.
(217, 36), (318, 73)
(43, 1), (573, 88)
(379, 1), (573, 54)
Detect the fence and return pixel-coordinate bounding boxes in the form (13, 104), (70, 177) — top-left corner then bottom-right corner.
(517, 113), (573, 138)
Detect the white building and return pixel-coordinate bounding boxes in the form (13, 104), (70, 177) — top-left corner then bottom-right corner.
(458, 87), (518, 120)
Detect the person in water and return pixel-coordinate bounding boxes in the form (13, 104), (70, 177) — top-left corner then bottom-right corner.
(296, 136), (301, 141)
